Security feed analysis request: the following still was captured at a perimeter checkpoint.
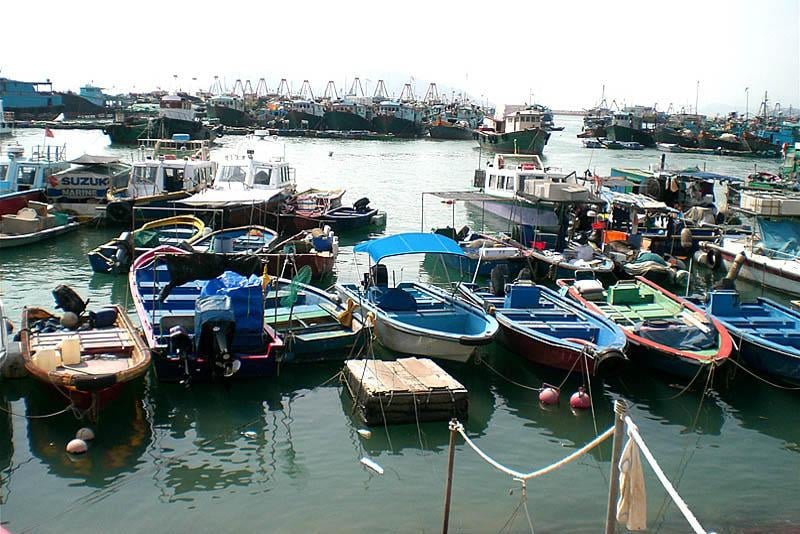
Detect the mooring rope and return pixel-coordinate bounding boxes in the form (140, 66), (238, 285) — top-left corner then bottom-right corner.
(624, 416), (707, 534)
(453, 421), (613, 481)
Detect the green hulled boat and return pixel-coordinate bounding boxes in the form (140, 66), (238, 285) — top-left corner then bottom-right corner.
(206, 95), (252, 127)
(476, 106), (550, 155)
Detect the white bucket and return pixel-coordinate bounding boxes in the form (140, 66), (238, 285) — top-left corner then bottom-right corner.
(58, 336), (82, 365)
(33, 348), (61, 372)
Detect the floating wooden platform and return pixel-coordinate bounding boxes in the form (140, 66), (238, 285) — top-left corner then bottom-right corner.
(343, 357), (468, 426)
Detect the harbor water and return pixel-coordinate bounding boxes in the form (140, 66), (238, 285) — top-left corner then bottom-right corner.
(1, 117), (797, 533)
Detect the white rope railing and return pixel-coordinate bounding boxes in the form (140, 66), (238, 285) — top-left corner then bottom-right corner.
(624, 416), (707, 534)
(453, 421), (614, 481)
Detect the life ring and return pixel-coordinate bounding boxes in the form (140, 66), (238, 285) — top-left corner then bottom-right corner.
(106, 201), (133, 224)
(706, 248), (722, 271)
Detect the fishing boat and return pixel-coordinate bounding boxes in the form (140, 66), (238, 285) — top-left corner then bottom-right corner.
(335, 233), (499, 362)
(458, 281), (627, 376)
(470, 153), (593, 230)
(700, 290), (800, 385)
(47, 155), (130, 221)
(180, 144), (296, 227)
(323, 97), (374, 131)
(104, 136), (214, 225)
(259, 228), (338, 281)
(104, 94), (216, 144)
(129, 246), (283, 382)
(20, 303), (150, 416)
(372, 101), (426, 138)
(206, 95), (252, 127)
(286, 99), (326, 130)
(0, 144), (71, 217)
(88, 215), (205, 274)
(0, 200), (79, 248)
(189, 225), (278, 254)
(475, 106), (550, 155)
(0, 99), (13, 135)
(285, 198), (385, 233)
(558, 275), (732, 379)
(264, 275), (367, 363)
(702, 195), (800, 295)
(436, 229), (529, 278)
(605, 110), (656, 147)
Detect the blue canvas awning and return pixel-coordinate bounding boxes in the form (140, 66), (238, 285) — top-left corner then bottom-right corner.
(353, 232), (465, 262)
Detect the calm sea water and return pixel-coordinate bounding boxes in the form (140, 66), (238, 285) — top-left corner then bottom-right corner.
(1, 118), (797, 533)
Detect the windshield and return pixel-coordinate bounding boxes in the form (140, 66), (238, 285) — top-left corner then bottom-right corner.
(133, 165), (158, 184)
(253, 167), (271, 185)
(218, 164), (247, 183)
(758, 218), (800, 259)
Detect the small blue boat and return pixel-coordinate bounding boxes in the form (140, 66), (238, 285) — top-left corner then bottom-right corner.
(335, 232), (498, 362)
(88, 215), (205, 274)
(264, 278), (368, 363)
(458, 281), (627, 376)
(189, 225), (278, 254)
(704, 290), (800, 385)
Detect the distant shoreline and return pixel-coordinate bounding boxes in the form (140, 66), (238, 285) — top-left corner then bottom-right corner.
(552, 110), (586, 116)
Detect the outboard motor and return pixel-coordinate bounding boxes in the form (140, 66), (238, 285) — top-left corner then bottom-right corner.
(52, 285), (88, 315)
(195, 295), (239, 379)
(364, 263), (388, 289)
(353, 197), (371, 212)
(112, 232), (135, 274)
(169, 324), (194, 381)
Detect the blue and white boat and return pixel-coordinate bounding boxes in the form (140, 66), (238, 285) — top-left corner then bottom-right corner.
(264, 278), (368, 363)
(190, 225), (279, 254)
(335, 233), (499, 362)
(458, 281), (627, 376)
(704, 290), (800, 385)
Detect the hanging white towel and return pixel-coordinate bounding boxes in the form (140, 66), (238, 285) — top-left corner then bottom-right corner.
(616, 433), (647, 531)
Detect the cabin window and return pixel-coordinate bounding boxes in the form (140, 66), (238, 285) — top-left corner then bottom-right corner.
(488, 175), (496, 188)
(17, 166), (37, 185)
(218, 165), (247, 183)
(254, 168), (271, 185)
(134, 166), (158, 185)
(0, 164), (8, 182)
(507, 178), (515, 190)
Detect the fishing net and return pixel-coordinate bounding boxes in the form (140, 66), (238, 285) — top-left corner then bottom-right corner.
(281, 265), (312, 307)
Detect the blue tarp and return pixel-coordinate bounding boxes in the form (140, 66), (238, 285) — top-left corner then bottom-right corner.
(200, 271), (264, 334)
(758, 218), (800, 259)
(354, 232), (465, 262)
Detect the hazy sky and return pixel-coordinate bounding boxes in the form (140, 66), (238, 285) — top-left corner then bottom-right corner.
(2, 0), (798, 114)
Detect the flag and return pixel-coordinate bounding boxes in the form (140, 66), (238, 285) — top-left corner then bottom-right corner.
(44, 127), (55, 138)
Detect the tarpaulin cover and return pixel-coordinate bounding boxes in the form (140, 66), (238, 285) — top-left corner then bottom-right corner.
(158, 253), (263, 301)
(354, 232), (464, 262)
(758, 218), (800, 259)
(201, 271), (264, 334)
(634, 320), (716, 351)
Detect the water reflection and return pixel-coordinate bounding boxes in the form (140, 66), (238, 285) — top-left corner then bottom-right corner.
(24, 379), (150, 486)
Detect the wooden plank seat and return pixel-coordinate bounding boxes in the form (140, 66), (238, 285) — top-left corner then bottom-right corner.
(31, 327), (134, 353)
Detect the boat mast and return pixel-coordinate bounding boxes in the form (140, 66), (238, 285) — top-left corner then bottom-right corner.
(373, 80), (389, 101)
(322, 81), (339, 101)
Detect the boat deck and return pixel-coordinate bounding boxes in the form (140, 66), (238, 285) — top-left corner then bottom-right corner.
(343, 357), (468, 425)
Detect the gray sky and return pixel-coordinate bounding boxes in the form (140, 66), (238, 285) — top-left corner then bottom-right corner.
(3, 0), (798, 114)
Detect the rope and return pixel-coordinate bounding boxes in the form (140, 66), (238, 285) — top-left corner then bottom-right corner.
(0, 403), (73, 419)
(624, 416), (708, 534)
(481, 359), (542, 392)
(454, 421), (613, 481)
(727, 353), (800, 390)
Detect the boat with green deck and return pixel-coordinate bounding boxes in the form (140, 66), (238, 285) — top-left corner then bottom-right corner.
(557, 275), (732, 379)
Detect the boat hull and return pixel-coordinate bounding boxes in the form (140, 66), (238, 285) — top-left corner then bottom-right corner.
(0, 221), (80, 248)
(104, 118), (215, 145)
(709, 243), (800, 296)
(606, 125), (655, 147)
(465, 198), (560, 231)
(654, 127), (699, 148)
(475, 128), (549, 155)
(206, 105), (252, 127)
(429, 124), (474, 140)
(0, 189), (46, 217)
(323, 110), (372, 131)
(287, 110), (325, 130)
(372, 115), (425, 138)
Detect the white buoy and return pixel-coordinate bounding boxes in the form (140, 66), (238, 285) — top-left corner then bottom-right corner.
(66, 438), (88, 454)
(360, 457), (384, 475)
(241, 431), (257, 439)
(75, 428), (95, 441)
(357, 429), (372, 439)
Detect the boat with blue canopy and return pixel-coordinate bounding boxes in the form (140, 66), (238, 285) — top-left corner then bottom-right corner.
(702, 290), (800, 385)
(458, 281), (627, 376)
(335, 232), (498, 362)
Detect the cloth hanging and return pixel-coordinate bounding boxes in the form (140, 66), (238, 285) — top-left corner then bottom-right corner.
(616, 433), (647, 531)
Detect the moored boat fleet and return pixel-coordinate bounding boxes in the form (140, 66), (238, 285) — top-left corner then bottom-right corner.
(2, 118), (800, 433)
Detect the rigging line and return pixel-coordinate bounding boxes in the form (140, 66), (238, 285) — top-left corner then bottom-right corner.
(481, 359), (542, 392)
(582, 351), (600, 439)
(727, 354), (800, 390)
(0, 403), (72, 419)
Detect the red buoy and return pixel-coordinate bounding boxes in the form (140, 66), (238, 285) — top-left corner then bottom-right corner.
(570, 387), (591, 410)
(538, 386), (559, 405)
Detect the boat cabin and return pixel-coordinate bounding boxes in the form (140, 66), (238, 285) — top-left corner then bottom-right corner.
(159, 94), (195, 122)
(213, 151), (296, 192)
(477, 153), (581, 201)
(210, 95), (245, 112)
(0, 145), (70, 195)
(116, 158), (215, 200)
(289, 99), (325, 117)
